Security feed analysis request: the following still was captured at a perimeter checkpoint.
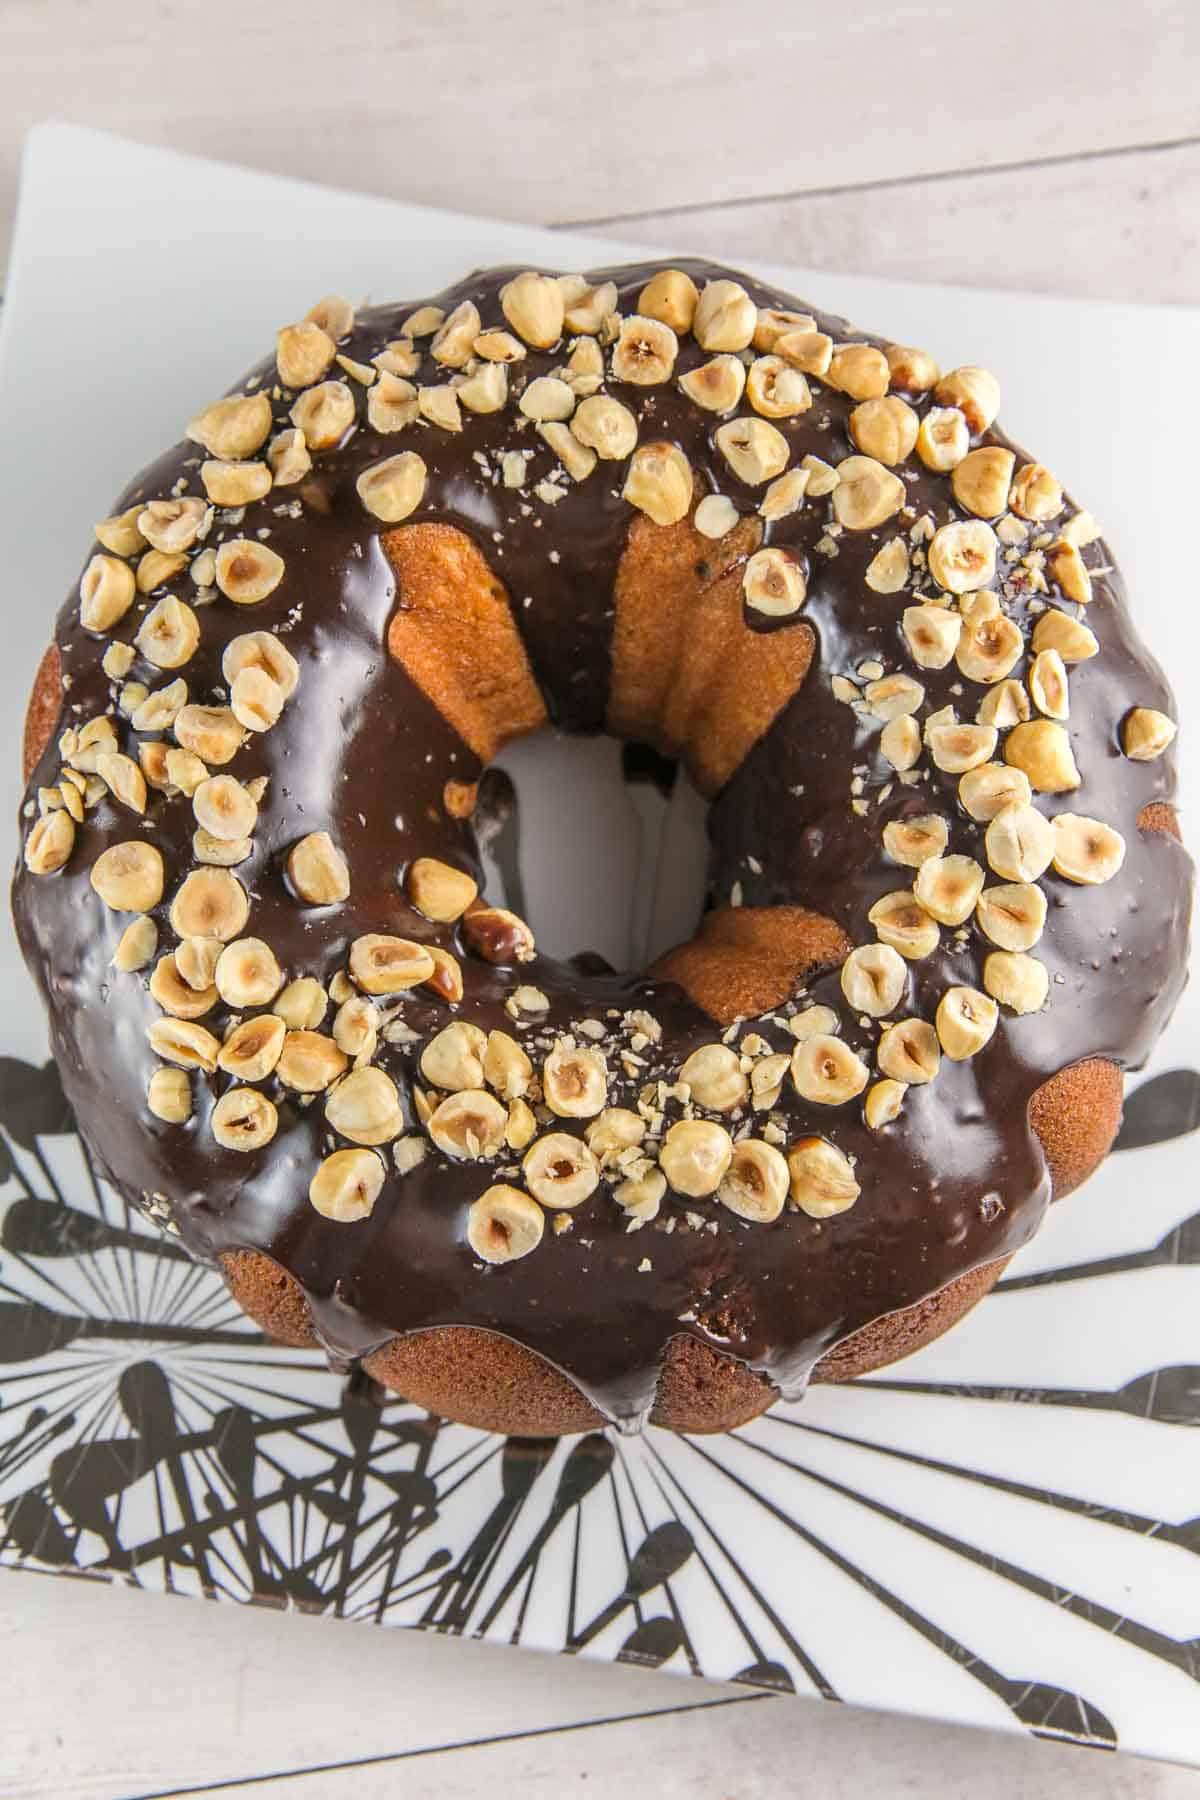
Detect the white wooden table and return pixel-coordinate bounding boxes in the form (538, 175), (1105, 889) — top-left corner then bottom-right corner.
(2, 4), (1199, 1795)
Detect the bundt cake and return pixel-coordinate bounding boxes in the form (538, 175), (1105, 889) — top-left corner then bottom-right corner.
(13, 259), (1191, 1436)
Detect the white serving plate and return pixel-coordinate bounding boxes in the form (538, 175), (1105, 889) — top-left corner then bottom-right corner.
(1, 123), (1198, 1767)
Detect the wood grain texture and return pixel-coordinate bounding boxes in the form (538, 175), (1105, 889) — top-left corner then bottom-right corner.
(595, 140), (1200, 304)
(6, 1572), (1199, 1800)
(3, 0), (1200, 290)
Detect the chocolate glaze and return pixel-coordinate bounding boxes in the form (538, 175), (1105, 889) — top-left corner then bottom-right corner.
(12, 260), (1192, 1430)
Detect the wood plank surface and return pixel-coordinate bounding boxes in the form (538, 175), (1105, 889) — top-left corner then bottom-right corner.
(3, 0), (1200, 293)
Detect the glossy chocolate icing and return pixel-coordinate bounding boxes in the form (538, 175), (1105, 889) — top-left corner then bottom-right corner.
(13, 260), (1192, 1430)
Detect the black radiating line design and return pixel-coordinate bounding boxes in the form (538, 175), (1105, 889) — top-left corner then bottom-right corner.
(3, 1052), (1200, 1758)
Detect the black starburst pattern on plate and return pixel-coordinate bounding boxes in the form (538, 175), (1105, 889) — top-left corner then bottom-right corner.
(2, 1054), (1200, 1761)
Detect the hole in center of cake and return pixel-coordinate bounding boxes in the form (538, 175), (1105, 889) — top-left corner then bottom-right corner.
(479, 731), (708, 972)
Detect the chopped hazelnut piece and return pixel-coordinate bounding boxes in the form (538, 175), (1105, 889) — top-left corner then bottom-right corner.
(680, 354), (746, 413)
(138, 497), (209, 555)
(865, 1078), (906, 1130)
(467, 1185), (544, 1262)
(1048, 538), (1093, 604)
(935, 986), (998, 1060)
(23, 810), (75, 875)
(290, 380), (356, 450)
(572, 394), (638, 461)
(273, 977), (328, 1031)
(693, 279), (756, 352)
(976, 680), (1031, 729)
(357, 450), (427, 522)
(309, 1148), (386, 1223)
(639, 269), (700, 333)
(849, 396), (918, 466)
(326, 1067), (404, 1146)
(915, 407), (970, 472)
(1061, 510), (1102, 548)
(827, 344), (889, 400)
(333, 995), (378, 1059)
(538, 423), (596, 482)
(753, 308), (816, 352)
(90, 840), (164, 913)
(955, 593), (1022, 684)
(424, 945), (463, 1004)
(877, 1018), (940, 1086)
(277, 320), (336, 388)
(868, 890), (940, 960)
(483, 1029), (533, 1101)
(776, 329), (833, 378)
(543, 1041), (608, 1117)
(787, 1137), (860, 1217)
(518, 375), (575, 421)
(952, 447), (1016, 520)
(278, 1030), (348, 1092)
(457, 363), (509, 414)
(975, 881), (1047, 951)
(428, 1089), (507, 1159)
(96, 751), (147, 815)
(418, 385), (462, 431)
(421, 1021), (488, 1092)
(623, 441), (693, 524)
(287, 831), (351, 905)
(745, 355), (811, 419)
(176, 935), (222, 991)
(902, 603), (962, 671)
(759, 467), (810, 522)
(864, 673), (924, 720)
(407, 856), (477, 922)
(169, 868), (249, 941)
(694, 494), (739, 539)
(880, 715), (921, 772)
(933, 366), (1001, 435)
(267, 428), (313, 487)
(840, 942), (907, 1017)
(660, 1118), (734, 1196)
(914, 854), (985, 926)
(149, 952), (217, 1020)
(958, 762), (1031, 822)
(585, 1107), (646, 1163)
(430, 300), (482, 369)
(147, 1066), (191, 1124)
(146, 1016), (220, 1073)
(135, 596), (201, 670)
(743, 547), (807, 616)
(401, 305), (443, 339)
(187, 393), (273, 460)
(611, 315), (678, 385)
(926, 715), (997, 774)
(136, 549), (187, 594)
(210, 1087), (277, 1152)
(214, 539), (285, 606)
(1029, 648), (1069, 720)
(350, 933), (435, 994)
(174, 704), (243, 766)
(562, 278), (618, 335)
(1122, 707), (1176, 761)
(928, 520), (998, 594)
(229, 667), (284, 732)
(792, 1033), (869, 1105)
(882, 813), (948, 866)
(1004, 720), (1081, 793)
(1009, 462), (1063, 522)
(80, 554), (136, 632)
(983, 950), (1049, 1015)
(715, 418), (790, 486)
(718, 1139), (789, 1223)
(112, 915), (158, 973)
(193, 829), (252, 867)
(101, 640), (136, 681)
(1050, 814), (1126, 885)
(1031, 610), (1098, 664)
(679, 1043), (749, 1111)
(214, 937), (284, 1008)
(222, 630), (299, 699)
(366, 372), (419, 434)
(217, 1016), (287, 1083)
(500, 272), (565, 349)
(305, 294), (356, 340)
(985, 803), (1054, 883)
(885, 344), (939, 392)
(462, 906), (536, 964)
(831, 456), (905, 530)
(95, 506), (148, 558)
(200, 460), (273, 507)
(523, 1132), (600, 1209)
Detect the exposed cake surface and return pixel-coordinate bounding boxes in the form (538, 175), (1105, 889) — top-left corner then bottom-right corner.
(13, 259), (1191, 1434)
